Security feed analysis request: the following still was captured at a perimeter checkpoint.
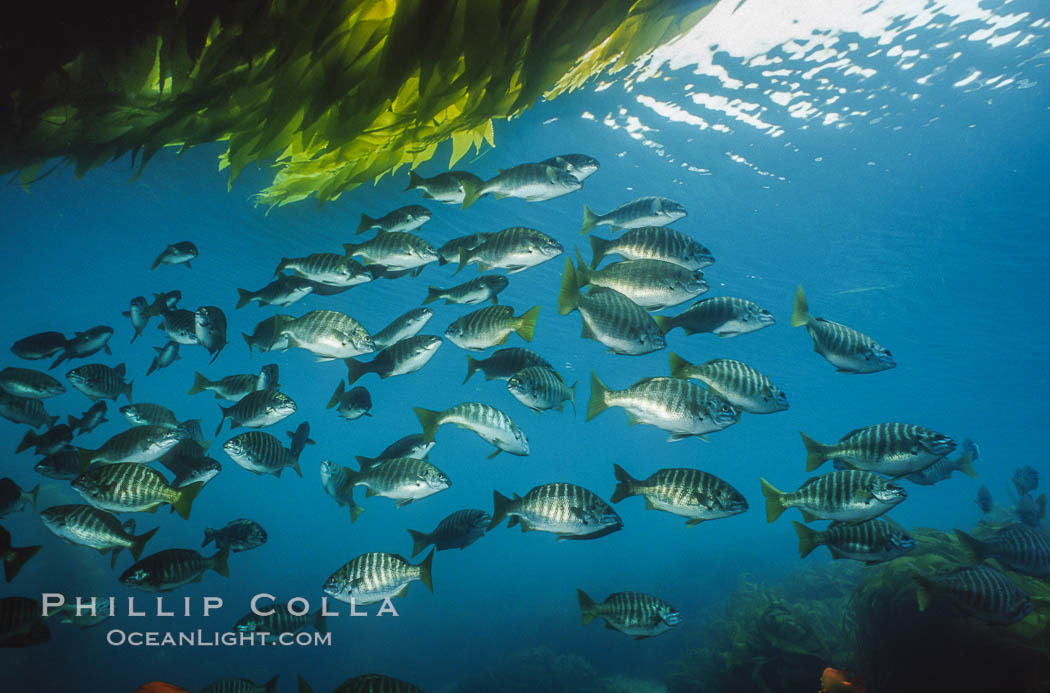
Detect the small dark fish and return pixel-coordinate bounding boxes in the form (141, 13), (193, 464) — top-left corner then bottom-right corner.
(160, 453), (222, 488)
(425, 275), (509, 306)
(66, 363), (133, 402)
(145, 290), (182, 318)
(0, 367), (65, 399)
(195, 306), (227, 363)
(122, 297), (150, 343)
(906, 440), (978, 486)
(540, 153), (600, 181)
(914, 564), (1032, 625)
(956, 525), (1050, 577)
(11, 332), (66, 361)
(0, 390), (57, 429)
(256, 363), (279, 391)
(120, 547), (229, 592)
(202, 519), (267, 553)
(0, 478), (40, 517)
(157, 309), (199, 346)
(792, 286), (894, 374)
(976, 485), (993, 513)
(147, 341), (180, 376)
(1013, 465), (1039, 496)
(794, 518), (916, 565)
(463, 347), (553, 384)
(236, 275), (315, 309)
(577, 590), (680, 639)
(319, 460), (365, 522)
(0, 526), (41, 582)
(34, 447), (83, 480)
(243, 315), (294, 354)
(16, 424), (73, 455)
(653, 296), (774, 338)
(355, 434), (434, 470)
(406, 170), (484, 205)
(356, 204), (432, 235)
(407, 508), (491, 557)
(235, 603), (326, 642)
(151, 241), (198, 270)
(121, 402), (179, 429)
(50, 326), (114, 370)
(1017, 493), (1046, 527)
(327, 382), (372, 420)
(286, 422), (314, 458)
(67, 401), (108, 435)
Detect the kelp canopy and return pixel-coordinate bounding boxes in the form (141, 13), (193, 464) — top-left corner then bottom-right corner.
(0, 0), (716, 207)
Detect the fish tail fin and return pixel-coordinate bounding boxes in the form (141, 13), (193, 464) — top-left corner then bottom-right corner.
(343, 358), (367, 385)
(211, 544), (231, 578)
(577, 589), (597, 624)
(214, 405), (229, 437)
(49, 349), (69, 370)
(407, 529), (429, 558)
(913, 573), (935, 611)
(791, 285), (812, 327)
(355, 214), (375, 235)
(463, 356), (482, 384)
(461, 178), (482, 209)
(26, 484), (39, 512)
(800, 431), (832, 472)
(793, 521), (822, 558)
(297, 675), (314, 693)
(573, 248), (592, 287)
(418, 548), (434, 592)
(557, 258), (580, 315)
(124, 380), (134, 403)
(313, 607), (328, 634)
(67, 414), (81, 431)
(15, 431), (37, 454)
(489, 490), (512, 530)
(173, 481), (204, 520)
(188, 371), (210, 395)
(235, 288), (252, 309)
(760, 478), (787, 523)
(406, 170), (423, 191)
(130, 526), (160, 561)
(588, 235), (609, 268)
(568, 381), (577, 416)
(516, 306), (540, 342)
(348, 501), (364, 523)
(413, 407), (441, 443)
(953, 529), (987, 564)
(3, 543), (41, 582)
(273, 258), (290, 278)
(326, 380), (345, 409)
(263, 676), (279, 693)
(957, 450), (978, 478)
(423, 286), (442, 304)
(201, 528), (214, 548)
(354, 455), (377, 470)
(580, 205), (598, 235)
(586, 371), (610, 422)
(667, 351), (692, 379)
(610, 463), (637, 504)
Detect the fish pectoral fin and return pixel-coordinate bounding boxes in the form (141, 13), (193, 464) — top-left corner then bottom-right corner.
(395, 499), (414, 508)
(666, 433), (692, 442)
(644, 498), (657, 511)
(625, 413), (644, 426)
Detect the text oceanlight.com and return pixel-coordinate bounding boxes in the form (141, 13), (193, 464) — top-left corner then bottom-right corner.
(105, 630), (332, 647)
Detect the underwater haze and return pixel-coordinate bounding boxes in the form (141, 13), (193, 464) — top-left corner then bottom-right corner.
(2, 1), (1049, 691)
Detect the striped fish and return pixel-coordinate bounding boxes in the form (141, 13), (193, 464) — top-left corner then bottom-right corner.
(342, 231), (438, 271)
(574, 251), (708, 310)
(541, 153), (600, 181)
(319, 459), (365, 522)
(581, 196), (687, 235)
(611, 464), (748, 526)
(457, 227), (563, 274)
(791, 286), (895, 373)
(794, 518), (916, 564)
(215, 390), (296, 435)
(760, 470), (907, 524)
(121, 403), (178, 428)
(333, 457), (450, 508)
(235, 603), (326, 642)
(558, 260), (665, 355)
(425, 275), (509, 306)
(39, 504), (158, 566)
(194, 306), (227, 362)
(16, 425), (71, 455)
(157, 309), (200, 345)
(243, 314), (294, 354)
(668, 354), (788, 414)
(461, 163), (581, 208)
(956, 525), (1050, 577)
(151, 241), (197, 269)
(236, 275), (315, 309)
(906, 440), (979, 485)
(35, 448), (83, 479)
(587, 373), (739, 442)
(223, 431), (302, 477)
(275, 253), (371, 287)
(653, 296), (774, 337)
(354, 434), (434, 470)
(507, 366), (576, 414)
(119, 547), (229, 592)
(463, 348), (553, 384)
(0, 367), (65, 399)
(68, 400), (108, 434)
(577, 590), (681, 639)
(344, 335), (442, 384)
(327, 382), (372, 420)
(161, 453), (222, 488)
(0, 390), (57, 429)
(66, 363), (133, 402)
(406, 508), (491, 557)
(914, 564), (1032, 624)
(202, 519), (267, 553)
(0, 526), (40, 582)
(801, 423), (955, 476)
(79, 424), (184, 465)
(146, 341), (179, 375)
(371, 307), (433, 350)
(279, 310), (375, 360)
(444, 304), (540, 351)
(72, 463), (203, 518)
(437, 231), (492, 265)
(0, 597), (49, 646)
(322, 550), (434, 605)
(489, 483), (623, 540)
(407, 170), (484, 205)
(356, 204), (431, 235)
(189, 371), (257, 401)
(592, 227), (713, 270)
(300, 674), (421, 693)
(49, 325), (114, 369)
(414, 402), (529, 457)
(199, 677), (278, 693)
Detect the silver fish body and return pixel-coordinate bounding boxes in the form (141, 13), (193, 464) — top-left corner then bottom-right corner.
(654, 296), (774, 337)
(279, 310), (374, 360)
(558, 260), (664, 355)
(489, 483), (623, 540)
(581, 196), (687, 234)
(668, 355), (788, 414)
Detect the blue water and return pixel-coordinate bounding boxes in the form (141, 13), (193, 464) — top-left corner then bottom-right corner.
(3, 2), (1049, 691)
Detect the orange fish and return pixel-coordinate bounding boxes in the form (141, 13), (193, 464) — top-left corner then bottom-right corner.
(819, 667), (869, 693)
(133, 684), (190, 693)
